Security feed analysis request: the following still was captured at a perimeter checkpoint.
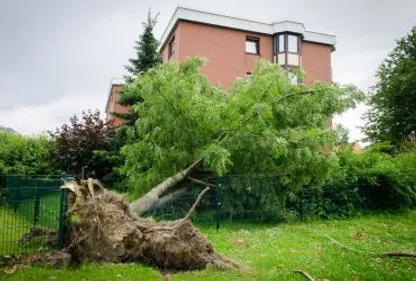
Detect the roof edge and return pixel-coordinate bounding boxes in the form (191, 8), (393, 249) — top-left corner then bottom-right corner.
(159, 6), (336, 49)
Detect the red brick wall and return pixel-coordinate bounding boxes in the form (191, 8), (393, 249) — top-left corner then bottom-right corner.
(302, 42), (332, 85)
(106, 85), (130, 127)
(162, 21), (273, 90)
(161, 21), (333, 90)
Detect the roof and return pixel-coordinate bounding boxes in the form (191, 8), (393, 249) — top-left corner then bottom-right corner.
(0, 125), (18, 135)
(160, 6), (336, 49)
(105, 77), (125, 114)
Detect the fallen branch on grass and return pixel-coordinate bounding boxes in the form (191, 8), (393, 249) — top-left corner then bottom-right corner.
(293, 270), (316, 281)
(324, 234), (416, 258)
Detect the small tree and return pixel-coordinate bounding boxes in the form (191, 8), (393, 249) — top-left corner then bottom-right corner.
(117, 9), (162, 124)
(364, 27), (416, 145)
(124, 10), (162, 84)
(49, 110), (114, 179)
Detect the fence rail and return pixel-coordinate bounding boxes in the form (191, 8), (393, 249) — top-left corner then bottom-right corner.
(0, 175), (68, 256)
(143, 175), (388, 228)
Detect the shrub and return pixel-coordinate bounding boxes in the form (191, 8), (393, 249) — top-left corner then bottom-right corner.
(0, 133), (56, 175)
(294, 148), (416, 219)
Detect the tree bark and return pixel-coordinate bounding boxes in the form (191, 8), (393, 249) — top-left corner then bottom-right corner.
(129, 159), (202, 216)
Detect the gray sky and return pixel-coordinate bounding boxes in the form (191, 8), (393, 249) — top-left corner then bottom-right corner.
(0, 0), (415, 142)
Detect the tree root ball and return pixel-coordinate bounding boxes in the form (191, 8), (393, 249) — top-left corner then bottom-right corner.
(63, 179), (238, 270)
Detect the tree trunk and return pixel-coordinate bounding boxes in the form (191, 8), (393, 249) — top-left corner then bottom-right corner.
(129, 159), (202, 216)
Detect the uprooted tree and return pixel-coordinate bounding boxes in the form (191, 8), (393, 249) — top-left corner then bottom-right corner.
(62, 179), (238, 270)
(121, 57), (364, 216)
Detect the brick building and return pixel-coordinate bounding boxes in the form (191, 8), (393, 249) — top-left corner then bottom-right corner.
(106, 6), (336, 125)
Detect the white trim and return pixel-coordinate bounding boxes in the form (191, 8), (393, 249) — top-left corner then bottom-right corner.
(160, 6), (336, 49)
(105, 77), (125, 114)
(111, 77), (125, 85)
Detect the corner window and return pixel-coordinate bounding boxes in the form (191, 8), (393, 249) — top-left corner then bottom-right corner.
(288, 35), (298, 53)
(169, 36), (176, 57)
(245, 37), (259, 55)
(278, 34), (285, 53)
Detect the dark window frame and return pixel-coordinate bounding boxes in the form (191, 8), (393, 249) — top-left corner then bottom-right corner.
(168, 36), (176, 58)
(245, 36), (260, 55)
(287, 34), (299, 54)
(277, 33), (301, 55)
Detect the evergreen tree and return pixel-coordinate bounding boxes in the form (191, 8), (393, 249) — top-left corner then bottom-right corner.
(364, 27), (416, 146)
(97, 10), (162, 191)
(124, 10), (162, 85)
(117, 9), (162, 123)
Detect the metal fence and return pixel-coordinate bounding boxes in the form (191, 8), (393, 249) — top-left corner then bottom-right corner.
(0, 175), (68, 256)
(143, 175), (375, 229)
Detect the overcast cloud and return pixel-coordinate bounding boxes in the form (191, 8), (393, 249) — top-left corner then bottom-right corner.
(0, 0), (415, 142)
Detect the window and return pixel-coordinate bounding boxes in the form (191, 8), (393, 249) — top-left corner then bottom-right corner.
(169, 36), (176, 57)
(246, 72), (252, 77)
(278, 34), (285, 53)
(245, 37), (259, 55)
(288, 35), (298, 53)
(288, 72), (299, 85)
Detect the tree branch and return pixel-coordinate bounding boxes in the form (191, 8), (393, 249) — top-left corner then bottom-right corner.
(293, 270), (316, 281)
(276, 89), (316, 103)
(325, 234), (416, 258)
(181, 186), (211, 222)
(187, 176), (215, 188)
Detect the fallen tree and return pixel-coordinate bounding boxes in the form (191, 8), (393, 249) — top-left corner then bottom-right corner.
(122, 58), (364, 217)
(62, 179), (238, 270)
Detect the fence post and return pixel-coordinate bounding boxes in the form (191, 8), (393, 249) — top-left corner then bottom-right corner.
(299, 190), (304, 222)
(33, 183), (40, 226)
(215, 177), (221, 231)
(57, 175), (68, 249)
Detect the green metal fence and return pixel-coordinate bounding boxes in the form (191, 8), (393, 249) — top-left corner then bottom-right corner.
(0, 175), (68, 256)
(143, 175), (375, 229)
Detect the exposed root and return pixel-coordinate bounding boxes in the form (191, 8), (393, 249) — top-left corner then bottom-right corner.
(293, 270), (316, 281)
(325, 234), (416, 258)
(62, 179), (239, 270)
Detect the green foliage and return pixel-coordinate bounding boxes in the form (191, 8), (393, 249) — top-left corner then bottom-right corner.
(295, 148), (416, 219)
(365, 26), (416, 145)
(121, 57), (364, 196)
(48, 110), (114, 179)
(0, 133), (55, 175)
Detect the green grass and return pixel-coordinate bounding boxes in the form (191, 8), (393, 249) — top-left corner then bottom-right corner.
(0, 207), (33, 255)
(2, 211), (416, 281)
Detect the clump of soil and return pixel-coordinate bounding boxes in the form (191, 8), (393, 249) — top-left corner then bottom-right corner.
(63, 179), (238, 270)
(0, 250), (71, 275)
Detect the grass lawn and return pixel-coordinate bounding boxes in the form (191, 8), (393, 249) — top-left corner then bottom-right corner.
(2, 211), (416, 280)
